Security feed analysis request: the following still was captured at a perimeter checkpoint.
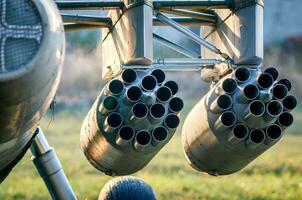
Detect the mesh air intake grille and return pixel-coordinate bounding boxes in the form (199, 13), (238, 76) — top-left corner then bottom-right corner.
(0, 0), (43, 74)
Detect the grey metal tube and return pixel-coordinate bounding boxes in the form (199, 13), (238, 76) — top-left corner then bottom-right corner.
(153, 17), (214, 26)
(228, 124), (249, 144)
(154, 12), (230, 59)
(156, 86), (172, 103)
(151, 69), (166, 85)
(278, 112), (294, 130)
(151, 126), (169, 147)
(134, 130), (152, 152)
(159, 8), (217, 22)
(104, 112), (123, 133)
(246, 129), (265, 149)
(264, 67), (279, 81)
(214, 111), (236, 131)
(264, 124), (282, 145)
(264, 100), (283, 122)
(216, 78), (237, 95)
(153, 0), (233, 10)
(98, 96), (118, 115)
(164, 81), (178, 95)
(283, 95), (297, 111)
(64, 24), (107, 31)
(116, 126), (135, 147)
(164, 114), (180, 132)
(210, 94), (232, 114)
(124, 86), (143, 105)
(31, 129), (77, 200)
(244, 100), (265, 124)
(106, 79), (124, 96)
(278, 78), (292, 92)
(237, 84), (259, 103)
(149, 103), (166, 124)
(130, 103), (148, 124)
(121, 69), (137, 85)
(55, 1), (124, 10)
(169, 97), (184, 113)
(61, 14), (112, 26)
(257, 73), (274, 89)
(141, 75), (158, 92)
(234, 67), (250, 84)
(153, 33), (200, 58)
(272, 84), (288, 100)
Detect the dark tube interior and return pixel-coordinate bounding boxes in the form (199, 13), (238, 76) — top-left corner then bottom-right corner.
(169, 97), (184, 113)
(164, 80), (178, 95)
(283, 95), (297, 111)
(221, 112), (236, 127)
(267, 101), (283, 116)
(266, 125), (282, 140)
(103, 96), (118, 111)
(136, 131), (151, 145)
(142, 75), (157, 91)
(258, 73), (274, 89)
(250, 129), (265, 143)
(272, 84), (288, 100)
(278, 78), (292, 92)
(127, 86), (142, 102)
(264, 67), (279, 81)
(157, 86), (172, 102)
(109, 80), (124, 95)
(133, 103), (148, 118)
(217, 95), (232, 110)
(151, 103), (166, 118)
(278, 112), (294, 127)
(122, 69), (137, 84)
(249, 100), (265, 116)
(233, 124), (248, 139)
(235, 67), (250, 82)
(107, 113), (123, 128)
(244, 84), (259, 100)
(119, 126), (135, 141)
(165, 114), (180, 129)
(222, 78), (237, 93)
(151, 69), (166, 84)
(153, 127), (168, 142)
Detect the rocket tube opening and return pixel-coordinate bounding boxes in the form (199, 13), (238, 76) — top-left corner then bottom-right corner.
(266, 124), (282, 140)
(243, 84), (259, 100)
(150, 103), (166, 119)
(136, 130), (151, 146)
(278, 112), (294, 127)
(152, 126), (168, 142)
(169, 97), (184, 113)
(222, 78), (237, 94)
(267, 100), (283, 116)
(233, 124), (249, 139)
(272, 84), (288, 100)
(103, 96), (118, 111)
(132, 103), (148, 118)
(126, 86), (142, 103)
(151, 69), (166, 85)
(250, 129), (265, 144)
(108, 80), (124, 96)
(221, 111), (236, 127)
(283, 95), (297, 111)
(249, 100), (265, 116)
(156, 86), (172, 103)
(264, 67), (279, 81)
(141, 75), (157, 91)
(278, 78), (292, 92)
(164, 81), (178, 95)
(164, 114), (180, 129)
(107, 113), (123, 129)
(121, 69), (137, 84)
(258, 73), (274, 89)
(234, 67), (250, 83)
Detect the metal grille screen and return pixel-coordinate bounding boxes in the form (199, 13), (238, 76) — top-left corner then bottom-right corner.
(0, 0), (43, 74)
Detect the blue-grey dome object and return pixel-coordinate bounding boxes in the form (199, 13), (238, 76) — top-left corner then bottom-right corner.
(99, 176), (157, 200)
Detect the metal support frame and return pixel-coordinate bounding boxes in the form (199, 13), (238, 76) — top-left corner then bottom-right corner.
(61, 14), (112, 26)
(31, 128), (77, 200)
(55, 1), (124, 10)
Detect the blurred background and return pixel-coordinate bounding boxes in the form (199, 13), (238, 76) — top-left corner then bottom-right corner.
(1, 0), (302, 199)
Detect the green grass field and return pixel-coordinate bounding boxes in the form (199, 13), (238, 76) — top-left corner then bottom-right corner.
(1, 106), (302, 200)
